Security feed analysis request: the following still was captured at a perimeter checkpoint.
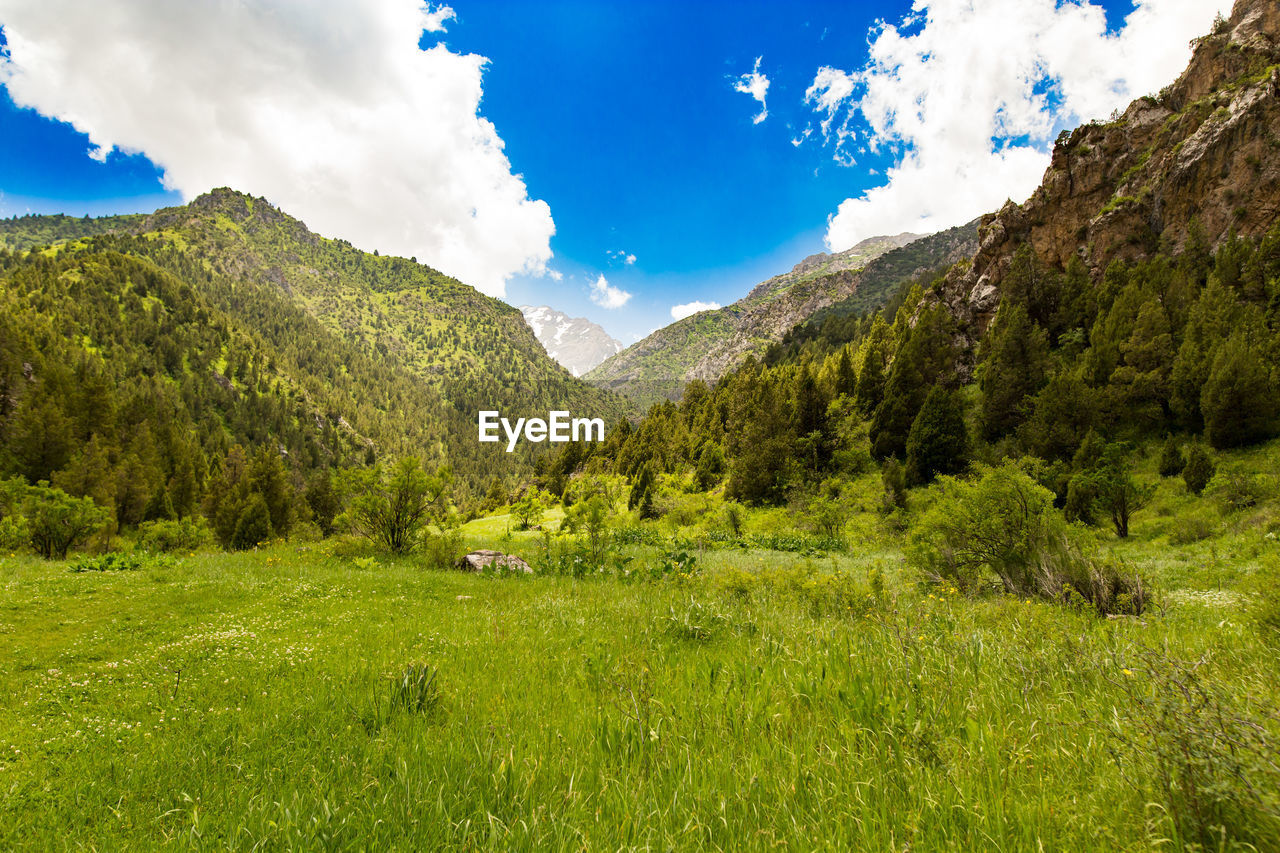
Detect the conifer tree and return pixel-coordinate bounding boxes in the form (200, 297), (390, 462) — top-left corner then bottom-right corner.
(1182, 443), (1215, 496)
(905, 385), (968, 486)
(1157, 435), (1186, 478)
(978, 301), (1049, 441)
(1201, 332), (1277, 448)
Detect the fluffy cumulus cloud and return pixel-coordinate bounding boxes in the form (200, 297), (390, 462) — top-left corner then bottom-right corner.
(608, 249), (637, 266)
(588, 273), (631, 309)
(670, 300), (721, 321)
(733, 56), (770, 124)
(810, 0), (1233, 251)
(0, 0), (555, 297)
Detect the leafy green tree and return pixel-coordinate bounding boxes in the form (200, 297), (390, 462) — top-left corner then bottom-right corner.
(1183, 443), (1216, 496)
(7, 395), (73, 485)
(1157, 435), (1186, 478)
(693, 442), (725, 491)
(1201, 332), (1277, 449)
(511, 487), (549, 530)
(905, 385), (968, 486)
(339, 458), (453, 554)
(1170, 277), (1240, 429)
(1019, 370), (1097, 461)
(1090, 443), (1154, 539)
(23, 483), (109, 559)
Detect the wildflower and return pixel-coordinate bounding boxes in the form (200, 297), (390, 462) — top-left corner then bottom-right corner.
(1122, 668), (1133, 677)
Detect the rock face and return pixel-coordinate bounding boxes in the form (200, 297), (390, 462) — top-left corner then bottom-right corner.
(457, 550), (533, 574)
(935, 0), (1280, 337)
(520, 305), (623, 377)
(586, 232), (928, 406)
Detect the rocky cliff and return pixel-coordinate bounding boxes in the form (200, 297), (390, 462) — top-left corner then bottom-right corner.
(938, 0), (1280, 334)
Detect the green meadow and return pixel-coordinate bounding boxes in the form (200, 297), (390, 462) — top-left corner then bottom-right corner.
(3, 446), (1279, 851)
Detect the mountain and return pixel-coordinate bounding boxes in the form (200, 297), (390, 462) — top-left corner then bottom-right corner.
(520, 305), (623, 376)
(585, 232), (924, 406)
(935, 0), (1280, 339)
(552, 0), (1280, 513)
(0, 190), (630, 512)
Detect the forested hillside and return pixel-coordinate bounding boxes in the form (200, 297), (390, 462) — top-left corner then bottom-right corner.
(544, 0), (1280, 526)
(586, 232), (923, 407)
(0, 191), (629, 536)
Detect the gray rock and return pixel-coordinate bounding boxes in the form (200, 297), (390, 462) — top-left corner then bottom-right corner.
(457, 550), (533, 574)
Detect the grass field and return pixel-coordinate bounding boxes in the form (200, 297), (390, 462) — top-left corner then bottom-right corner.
(3, 474), (1279, 852)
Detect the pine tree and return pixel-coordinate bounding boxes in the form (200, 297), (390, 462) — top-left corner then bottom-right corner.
(905, 385), (968, 486)
(1182, 443), (1215, 496)
(1157, 435), (1186, 478)
(1201, 332), (1277, 448)
(854, 345), (886, 418)
(978, 301), (1049, 441)
(230, 493), (273, 551)
(833, 346), (857, 398)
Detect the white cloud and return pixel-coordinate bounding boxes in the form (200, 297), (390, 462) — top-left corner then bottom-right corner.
(588, 273), (631, 309)
(548, 269), (564, 282)
(0, 0), (554, 297)
(671, 300), (721, 321)
(733, 56), (770, 125)
(811, 0), (1233, 251)
(608, 249), (637, 266)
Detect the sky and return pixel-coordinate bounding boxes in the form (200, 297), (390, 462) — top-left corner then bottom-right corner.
(0, 0), (1232, 342)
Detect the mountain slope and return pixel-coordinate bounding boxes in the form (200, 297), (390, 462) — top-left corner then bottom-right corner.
(0, 191), (630, 500)
(586, 232), (921, 405)
(520, 305), (623, 376)
(935, 0), (1280, 337)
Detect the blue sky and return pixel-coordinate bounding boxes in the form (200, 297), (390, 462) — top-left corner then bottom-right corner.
(0, 0), (1228, 342)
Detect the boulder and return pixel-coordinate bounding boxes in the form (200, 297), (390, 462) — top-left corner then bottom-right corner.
(457, 550), (533, 574)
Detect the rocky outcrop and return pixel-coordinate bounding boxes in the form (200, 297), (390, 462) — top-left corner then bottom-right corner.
(936, 0), (1280, 335)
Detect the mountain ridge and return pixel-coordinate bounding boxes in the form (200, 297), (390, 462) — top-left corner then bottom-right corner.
(520, 305), (623, 376)
(585, 232), (925, 405)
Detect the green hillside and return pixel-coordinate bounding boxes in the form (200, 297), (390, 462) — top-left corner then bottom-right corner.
(0, 191), (630, 527)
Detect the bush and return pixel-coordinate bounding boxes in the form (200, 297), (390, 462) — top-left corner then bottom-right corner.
(1183, 443), (1216, 495)
(511, 487), (549, 530)
(338, 458), (453, 554)
(910, 462), (1147, 614)
(70, 552), (145, 573)
(1158, 435), (1186, 477)
(1207, 464), (1272, 512)
(136, 517), (211, 553)
(1111, 650), (1280, 848)
(22, 482), (110, 559)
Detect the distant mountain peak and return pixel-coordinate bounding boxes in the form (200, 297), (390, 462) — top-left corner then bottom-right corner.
(520, 305), (623, 377)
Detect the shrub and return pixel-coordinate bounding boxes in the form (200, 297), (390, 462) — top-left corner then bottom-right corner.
(1183, 443), (1216, 495)
(1208, 464), (1272, 512)
(136, 517), (211, 553)
(338, 458), (453, 554)
(1110, 650), (1280, 848)
(22, 483), (110, 559)
(1158, 435), (1186, 477)
(511, 487), (549, 530)
(910, 462), (1146, 614)
(70, 552), (146, 573)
